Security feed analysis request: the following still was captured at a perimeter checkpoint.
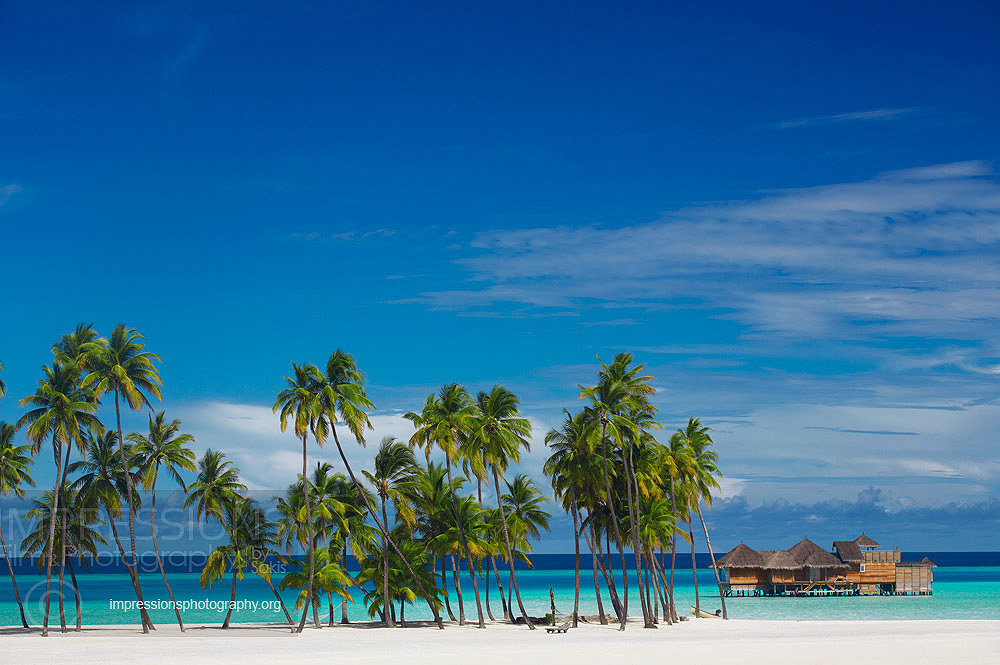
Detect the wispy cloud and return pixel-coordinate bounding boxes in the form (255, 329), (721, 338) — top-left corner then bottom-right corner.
(416, 161), (1000, 346)
(163, 26), (209, 85)
(0, 184), (23, 208)
(295, 228), (397, 242)
(777, 107), (915, 129)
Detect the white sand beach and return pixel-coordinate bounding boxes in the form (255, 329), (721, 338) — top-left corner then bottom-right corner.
(2, 619), (998, 665)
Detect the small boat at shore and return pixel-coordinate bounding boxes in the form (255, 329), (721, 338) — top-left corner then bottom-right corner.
(690, 606), (722, 618)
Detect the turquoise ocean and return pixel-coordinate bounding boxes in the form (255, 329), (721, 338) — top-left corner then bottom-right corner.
(2, 554), (998, 626)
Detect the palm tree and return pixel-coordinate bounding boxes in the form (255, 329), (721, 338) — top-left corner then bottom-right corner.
(69, 430), (154, 629)
(666, 426), (696, 621)
(22, 485), (106, 631)
(468, 385), (535, 628)
(356, 527), (439, 626)
(17, 360), (103, 635)
(184, 449), (247, 522)
(279, 547), (354, 625)
(675, 417), (727, 619)
(81, 324), (161, 632)
(273, 361), (326, 632)
(129, 412), (197, 631)
(362, 437), (419, 626)
(413, 462), (460, 621)
(318, 350), (444, 629)
(405, 383), (488, 626)
(200, 496), (277, 628)
(0, 421), (35, 628)
(544, 409), (589, 627)
(580, 352), (659, 629)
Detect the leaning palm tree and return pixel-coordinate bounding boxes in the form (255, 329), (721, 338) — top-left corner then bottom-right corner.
(0, 421), (35, 628)
(362, 437), (419, 626)
(129, 412), (197, 631)
(318, 350), (444, 629)
(273, 362), (326, 632)
(406, 384), (488, 627)
(676, 417), (727, 619)
(17, 360), (103, 635)
(81, 325), (161, 632)
(468, 385), (535, 628)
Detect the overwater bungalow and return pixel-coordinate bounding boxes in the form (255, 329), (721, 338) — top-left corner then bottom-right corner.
(714, 534), (936, 597)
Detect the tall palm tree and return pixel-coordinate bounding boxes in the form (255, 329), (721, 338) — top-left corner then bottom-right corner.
(129, 412), (197, 631)
(405, 383), (485, 627)
(318, 350), (444, 629)
(273, 361), (326, 632)
(468, 385), (536, 628)
(413, 462), (461, 621)
(17, 360), (103, 635)
(544, 409), (590, 627)
(580, 352), (658, 629)
(69, 430), (153, 628)
(200, 496), (277, 628)
(0, 421), (35, 628)
(81, 324), (161, 632)
(676, 417), (727, 619)
(362, 437), (419, 627)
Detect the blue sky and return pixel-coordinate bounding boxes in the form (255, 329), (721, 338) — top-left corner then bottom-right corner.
(2, 1), (999, 551)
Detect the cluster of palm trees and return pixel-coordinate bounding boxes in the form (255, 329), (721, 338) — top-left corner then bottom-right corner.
(545, 352), (728, 629)
(0, 330), (728, 635)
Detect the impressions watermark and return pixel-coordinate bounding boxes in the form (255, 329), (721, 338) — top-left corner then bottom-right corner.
(109, 598), (283, 614)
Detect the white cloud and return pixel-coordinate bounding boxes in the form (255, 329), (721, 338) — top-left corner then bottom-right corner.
(416, 162), (1000, 346)
(0, 183), (23, 208)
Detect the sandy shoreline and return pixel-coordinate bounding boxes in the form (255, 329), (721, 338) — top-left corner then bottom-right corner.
(2, 619), (998, 665)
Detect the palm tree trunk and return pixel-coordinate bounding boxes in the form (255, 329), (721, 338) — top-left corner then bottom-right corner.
(695, 503), (727, 619)
(381, 497), (395, 627)
(582, 522), (607, 624)
(222, 568), (237, 628)
(103, 505), (153, 628)
(341, 541), (350, 624)
(491, 467), (534, 630)
(264, 574), (294, 625)
(328, 426), (444, 628)
(0, 520), (29, 628)
(67, 557), (82, 631)
(650, 549), (672, 624)
(441, 556), (457, 621)
(40, 438), (63, 637)
(490, 554), (509, 620)
(688, 508), (699, 617)
(443, 455), (484, 628)
(400, 599), (405, 626)
(601, 527), (624, 617)
(296, 432), (319, 632)
(114, 389), (152, 633)
(622, 442), (653, 628)
(149, 475), (185, 631)
(597, 420), (628, 631)
(668, 477), (680, 623)
(58, 440), (72, 633)
(570, 492), (581, 628)
(484, 556), (495, 621)
(57, 548), (67, 633)
(450, 553), (464, 622)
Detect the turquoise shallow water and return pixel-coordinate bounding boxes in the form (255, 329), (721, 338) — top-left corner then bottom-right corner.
(2, 564), (998, 625)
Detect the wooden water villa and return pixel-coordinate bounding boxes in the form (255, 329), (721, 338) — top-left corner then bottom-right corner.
(713, 534), (937, 597)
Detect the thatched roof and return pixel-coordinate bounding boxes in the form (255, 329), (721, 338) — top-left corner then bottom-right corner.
(760, 550), (802, 570)
(832, 540), (863, 563)
(713, 543), (765, 568)
(788, 538), (849, 569)
(898, 558), (938, 568)
(854, 533), (880, 548)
